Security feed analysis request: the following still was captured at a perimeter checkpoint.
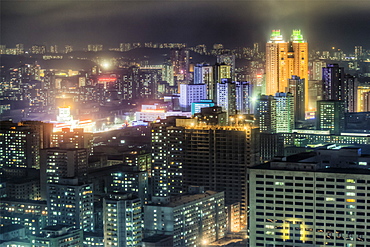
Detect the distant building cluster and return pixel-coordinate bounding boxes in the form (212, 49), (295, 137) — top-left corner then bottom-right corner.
(2, 30), (370, 246)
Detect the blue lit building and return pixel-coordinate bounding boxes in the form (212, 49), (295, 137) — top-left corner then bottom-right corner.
(191, 99), (215, 115)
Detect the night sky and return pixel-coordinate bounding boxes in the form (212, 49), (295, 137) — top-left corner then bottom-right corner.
(2, 0), (370, 52)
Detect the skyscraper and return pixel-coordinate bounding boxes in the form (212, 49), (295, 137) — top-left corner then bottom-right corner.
(193, 64), (214, 99)
(256, 93), (294, 133)
(322, 64), (357, 112)
(151, 117), (187, 199)
(170, 48), (190, 84)
(103, 193), (142, 247)
(216, 79), (237, 117)
(182, 124), (259, 227)
(235, 81), (253, 114)
(287, 76), (305, 122)
(150, 117), (259, 227)
(265, 30), (308, 109)
(217, 54), (236, 81)
(322, 64), (344, 101)
(255, 95), (276, 133)
(275, 92), (295, 133)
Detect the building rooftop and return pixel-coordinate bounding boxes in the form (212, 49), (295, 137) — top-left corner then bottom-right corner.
(0, 224), (24, 234)
(250, 162), (370, 175)
(166, 191), (220, 207)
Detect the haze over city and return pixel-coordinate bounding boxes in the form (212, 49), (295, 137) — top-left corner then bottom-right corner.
(2, 0), (370, 51)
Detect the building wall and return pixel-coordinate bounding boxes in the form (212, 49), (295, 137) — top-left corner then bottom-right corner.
(144, 191), (226, 247)
(249, 167), (370, 246)
(103, 194), (142, 247)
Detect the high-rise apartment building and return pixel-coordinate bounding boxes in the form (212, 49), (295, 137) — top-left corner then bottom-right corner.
(357, 85), (370, 112)
(310, 60), (326, 81)
(49, 45), (58, 53)
(151, 117), (259, 226)
(0, 121), (52, 169)
(344, 74), (357, 113)
(193, 64), (214, 99)
(15, 44), (24, 55)
(216, 79), (237, 117)
(256, 95), (276, 133)
(51, 128), (93, 154)
(355, 45), (363, 60)
(322, 64), (344, 101)
(275, 92), (295, 133)
(179, 84), (207, 111)
(266, 30), (308, 110)
(235, 81), (253, 114)
(31, 45), (46, 54)
(109, 167), (149, 205)
(248, 147), (370, 246)
(137, 67), (163, 99)
(120, 43), (132, 52)
(40, 148), (88, 199)
(103, 193), (142, 247)
(170, 48), (189, 84)
(307, 79), (323, 114)
(151, 117), (188, 198)
(214, 63), (232, 84)
(217, 54), (236, 80)
(316, 100), (345, 135)
(65, 45), (73, 53)
(0, 199), (48, 235)
(47, 178), (94, 231)
(322, 64), (357, 113)
(288, 76), (305, 121)
(182, 124), (259, 227)
(144, 189), (226, 247)
(256, 93), (294, 133)
(87, 44), (103, 52)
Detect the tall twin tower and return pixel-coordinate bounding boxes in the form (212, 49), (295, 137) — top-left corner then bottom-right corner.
(266, 29), (308, 110)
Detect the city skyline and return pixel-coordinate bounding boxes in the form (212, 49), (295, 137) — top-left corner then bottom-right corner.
(3, 1), (370, 246)
(2, 1), (370, 51)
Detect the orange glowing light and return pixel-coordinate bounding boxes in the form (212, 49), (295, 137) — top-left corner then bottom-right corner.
(98, 78), (116, 82)
(141, 109), (165, 113)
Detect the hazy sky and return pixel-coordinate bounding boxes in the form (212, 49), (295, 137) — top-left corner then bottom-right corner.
(2, 0), (370, 52)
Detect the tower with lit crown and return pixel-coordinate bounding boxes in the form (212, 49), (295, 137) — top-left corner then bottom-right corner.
(266, 30), (308, 111)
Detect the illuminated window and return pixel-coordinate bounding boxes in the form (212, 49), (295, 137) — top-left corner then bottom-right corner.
(346, 199), (356, 203)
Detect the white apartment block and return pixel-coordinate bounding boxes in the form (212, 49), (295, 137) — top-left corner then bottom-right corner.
(103, 193), (142, 247)
(248, 148), (370, 247)
(144, 190), (227, 247)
